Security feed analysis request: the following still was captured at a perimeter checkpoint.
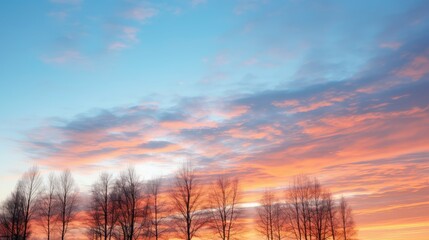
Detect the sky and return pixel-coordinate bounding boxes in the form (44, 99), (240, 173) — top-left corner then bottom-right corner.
(0, 0), (429, 239)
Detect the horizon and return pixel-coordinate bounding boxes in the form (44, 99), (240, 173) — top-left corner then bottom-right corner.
(1, 0), (429, 239)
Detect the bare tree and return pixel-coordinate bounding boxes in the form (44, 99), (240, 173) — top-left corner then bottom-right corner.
(114, 167), (148, 240)
(21, 166), (43, 240)
(310, 180), (331, 240)
(170, 162), (207, 240)
(285, 176), (361, 240)
(37, 173), (58, 240)
(208, 175), (242, 240)
(312, 185), (322, 240)
(257, 190), (286, 240)
(338, 197), (356, 240)
(0, 182), (26, 239)
(273, 203), (287, 240)
(285, 182), (302, 240)
(146, 177), (168, 240)
(285, 175), (313, 240)
(325, 193), (337, 240)
(56, 169), (79, 240)
(286, 175), (334, 240)
(88, 172), (119, 240)
(0, 167), (361, 240)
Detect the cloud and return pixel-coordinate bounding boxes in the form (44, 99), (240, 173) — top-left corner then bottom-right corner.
(48, 11), (69, 20)
(44, 0), (159, 62)
(124, 6), (157, 22)
(191, 0), (207, 7)
(380, 42), (402, 50)
(139, 141), (174, 149)
(119, 26), (139, 42)
(108, 42), (128, 51)
(104, 25), (140, 52)
(396, 55), (429, 80)
(42, 50), (85, 64)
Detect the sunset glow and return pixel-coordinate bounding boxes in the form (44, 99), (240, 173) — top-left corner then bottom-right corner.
(1, 1), (428, 239)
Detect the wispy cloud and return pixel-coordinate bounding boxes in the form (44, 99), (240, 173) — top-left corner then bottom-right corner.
(48, 10), (69, 20)
(380, 42), (402, 50)
(120, 26), (139, 42)
(191, 0), (207, 7)
(44, 0), (159, 62)
(396, 55), (429, 80)
(108, 42), (128, 51)
(123, 6), (157, 22)
(42, 50), (86, 64)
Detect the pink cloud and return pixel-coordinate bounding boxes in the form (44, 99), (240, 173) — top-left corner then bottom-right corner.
(396, 56), (429, 80)
(216, 105), (250, 119)
(159, 120), (217, 130)
(292, 101), (334, 112)
(272, 100), (299, 108)
(273, 95), (348, 113)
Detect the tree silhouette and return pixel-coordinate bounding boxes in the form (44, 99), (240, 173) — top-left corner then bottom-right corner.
(113, 167), (149, 240)
(0, 182), (26, 239)
(170, 162), (207, 240)
(56, 169), (79, 240)
(37, 173), (58, 240)
(257, 190), (287, 240)
(146, 177), (168, 240)
(88, 172), (119, 240)
(339, 196), (356, 240)
(208, 175), (242, 240)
